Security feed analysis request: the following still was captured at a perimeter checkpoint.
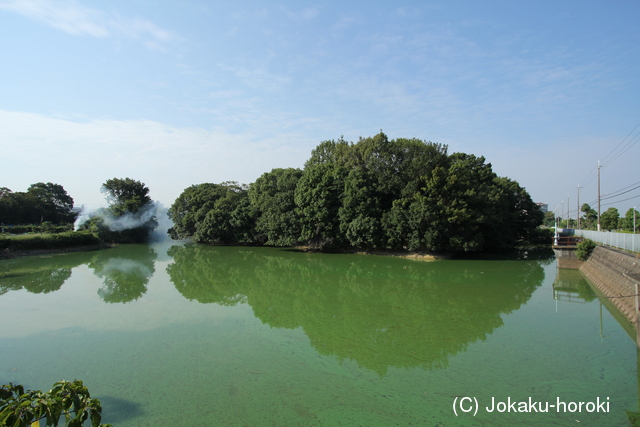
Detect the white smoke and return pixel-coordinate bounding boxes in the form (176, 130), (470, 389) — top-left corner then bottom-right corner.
(74, 202), (159, 232)
(94, 257), (154, 278)
(149, 204), (174, 242)
(74, 208), (97, 230)
(103, 202), (158, 232)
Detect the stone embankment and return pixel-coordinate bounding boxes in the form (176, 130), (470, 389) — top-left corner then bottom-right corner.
(580, 246), (640, 326)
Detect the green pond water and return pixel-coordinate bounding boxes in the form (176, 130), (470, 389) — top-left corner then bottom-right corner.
(0, 243), (637, 426)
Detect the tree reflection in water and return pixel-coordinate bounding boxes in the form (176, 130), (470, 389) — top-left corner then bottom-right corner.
(0, 252), (93, 295)
(167, 244), (549, 375)
(88, 245), (157, 303)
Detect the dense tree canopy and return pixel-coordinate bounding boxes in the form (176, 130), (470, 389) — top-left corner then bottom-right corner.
(167, 182), (254, 243)
(79, 178), (157, 243)
(600, 207), (620, 231)
(27, 182), (75, 223)
(249, 168), (302, 246)
(168, 133), (544, 253)
(621, 207), (639, 232)
(102, 177), (152, 216)
(0, 183), (76, 225)
(580, 203), (598, 230)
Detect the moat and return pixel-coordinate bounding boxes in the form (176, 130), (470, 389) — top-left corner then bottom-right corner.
(0, 243), (637, 426)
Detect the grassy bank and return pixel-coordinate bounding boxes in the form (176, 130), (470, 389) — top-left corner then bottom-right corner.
(0, 231), (103, 253)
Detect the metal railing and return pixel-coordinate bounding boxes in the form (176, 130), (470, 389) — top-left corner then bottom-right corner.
(572, 229), (640, 253)
(554, 236), (584, 246)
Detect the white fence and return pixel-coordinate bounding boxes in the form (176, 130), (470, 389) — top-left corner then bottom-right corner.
(572, 229), (640, 253)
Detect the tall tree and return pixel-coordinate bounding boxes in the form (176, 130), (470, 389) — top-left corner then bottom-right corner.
(304, 137), (351, 168)
(418, 153), (501, 252)
(621, 207), (640, 232)
(0, 190), (40, 225)
(0, 188), (15, 224)
(168, 183), (225, 239)
(491, 177), (543, 247)
(168, 182), (254, 243)
(92, 178), (157, 242)
(600, 207), (619, 231)
(102, 177), (152, 216)
(339, 168), (383, 248)
(27, 182), (76, 224)
(168, 134), (543, 253)
(249, 168), (302, 246)
(580, 203), (598, 230)
(543, 211), (556, 228)
(196, 183), (253, 244)
(295, 163), (347, 250)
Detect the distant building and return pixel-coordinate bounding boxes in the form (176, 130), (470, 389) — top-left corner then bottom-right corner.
(536, 203), (548, 213)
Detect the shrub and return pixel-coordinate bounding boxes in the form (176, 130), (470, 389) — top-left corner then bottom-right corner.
(576, 238), (597, 261)
(0, 224), (74, 234)
(0, 380), (111, 427)
(2, 225), (36, 234)
(531, 227), (554, 245)
(39, 222), (74, 234)
(0, 231), (101, 251)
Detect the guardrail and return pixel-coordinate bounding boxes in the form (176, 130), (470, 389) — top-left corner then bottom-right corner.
(554, 236), (584, 246)
(572, 229), (639, 253)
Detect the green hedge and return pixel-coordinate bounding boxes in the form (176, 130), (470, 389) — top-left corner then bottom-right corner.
(0, 231), (101, 251)
(0, 223), (74, 234)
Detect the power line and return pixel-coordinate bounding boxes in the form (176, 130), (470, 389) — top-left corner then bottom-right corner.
(601, 193), (640, 207)
(600, 181), (640, 201)
(604, 131), (640, 167)
(554, 120), (640, 219)
(579, 166), (598, 189)
(601, 121), (640, 166)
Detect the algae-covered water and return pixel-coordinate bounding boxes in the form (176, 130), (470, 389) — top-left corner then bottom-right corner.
(0, 244), (637, 426)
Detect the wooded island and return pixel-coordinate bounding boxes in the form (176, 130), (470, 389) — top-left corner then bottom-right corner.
(168, 133), (544, 253)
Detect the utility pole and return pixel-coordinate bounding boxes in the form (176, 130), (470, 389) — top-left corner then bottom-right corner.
(597, 160), (601, 232)
(554, 205), (559, 245)
(577, 184), (582, 230)
(567, 194), (571, 229)
(634, 204), (638, 252)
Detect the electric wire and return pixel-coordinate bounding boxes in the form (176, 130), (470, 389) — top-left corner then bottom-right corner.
(605, 131), (640, 166)
(601, 122), (640, 167)
(601, 193), (640, 207)
(555, 120), (640, 216)
(600, 181), (640, 201)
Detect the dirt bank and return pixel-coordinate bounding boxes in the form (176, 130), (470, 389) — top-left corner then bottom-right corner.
(0, 243), (113, 260)
(294, 246), (450, 260)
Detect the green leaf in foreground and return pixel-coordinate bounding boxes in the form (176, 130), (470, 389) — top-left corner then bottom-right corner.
(0, 380), (112, 427)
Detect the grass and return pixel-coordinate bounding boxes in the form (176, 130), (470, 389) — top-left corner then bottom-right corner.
(0, 231), (102, 251)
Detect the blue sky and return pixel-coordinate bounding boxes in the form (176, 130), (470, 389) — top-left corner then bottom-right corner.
(1, 0), (639, 220)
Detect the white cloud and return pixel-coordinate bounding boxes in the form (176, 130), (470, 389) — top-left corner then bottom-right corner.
(281, 5), (320, 21)
(0, 110), (314, 207)
(0, 0), (177, 48)
(0, 0), (107, 36)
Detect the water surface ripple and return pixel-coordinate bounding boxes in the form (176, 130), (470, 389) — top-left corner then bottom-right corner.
(0, 244), (636, 426)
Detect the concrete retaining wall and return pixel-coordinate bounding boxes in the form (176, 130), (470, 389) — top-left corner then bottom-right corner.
(580, 246), (640, 326)
(553, 248), (583, 269)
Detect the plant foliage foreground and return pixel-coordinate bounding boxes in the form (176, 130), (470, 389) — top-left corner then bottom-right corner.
(0, 380), (111, 427)
(576, 238), (597, 261)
